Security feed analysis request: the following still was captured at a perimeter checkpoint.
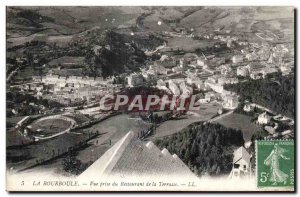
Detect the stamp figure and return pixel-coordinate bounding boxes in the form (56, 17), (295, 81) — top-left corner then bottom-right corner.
(257, 140), (294, 188)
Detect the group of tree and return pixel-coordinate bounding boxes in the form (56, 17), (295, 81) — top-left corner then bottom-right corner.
(69, 29), (163, 78)
(155, 122), (244, 177)
(12, 8), (54, 28)
(224, 75), (294, 118)
(6, 90), (63, 117)
(62, 151), (89, 176)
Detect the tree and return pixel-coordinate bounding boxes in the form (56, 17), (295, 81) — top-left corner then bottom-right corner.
(62, 154), (87, 175)
(224, 75), (294, 118)
(155, 122), (244, 177)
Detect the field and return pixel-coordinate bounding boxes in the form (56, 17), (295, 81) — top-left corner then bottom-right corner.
(81, 114), (151, 145)
(7, 132), (92, 172)
(29, 118), (72, 134)
(47, 56), (84, 67)
(215, 113), (261, 141)
(6, 34), (73, 48)
(166, 37), (216, 51)
(22, 114), (152, 174)
(152, 102), (221, 139)
(7, 6), (141, 38)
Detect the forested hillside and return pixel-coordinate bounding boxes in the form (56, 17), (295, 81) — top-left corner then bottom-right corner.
(155, 122), (244, 176)
(225, 75), (295, 118)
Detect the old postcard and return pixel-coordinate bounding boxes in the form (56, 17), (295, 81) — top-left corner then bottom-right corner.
(6, 6), (295, 192)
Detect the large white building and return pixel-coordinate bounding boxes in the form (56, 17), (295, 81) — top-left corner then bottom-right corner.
(222, 95), (239, 109)
(257, 112), (271, 125)
(232, 55), (243, 63)
(186, 76), (204, 90)
(127, 73), (144, 87)
(168, 80), (181, 95)
(236, 66), (249, 77)
(41, 74), (105, 89)
(280, 65), (292, 76)
(196, 57), (207, 67)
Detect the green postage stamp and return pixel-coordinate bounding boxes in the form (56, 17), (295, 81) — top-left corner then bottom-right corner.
(256, 140), (294, 187)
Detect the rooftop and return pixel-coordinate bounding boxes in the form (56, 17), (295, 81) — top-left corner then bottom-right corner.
(79, 131), (197, 180)
(233, 146), (251, 164)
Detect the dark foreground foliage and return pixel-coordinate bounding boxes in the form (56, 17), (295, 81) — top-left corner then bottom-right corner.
(155, 122), (244, 177)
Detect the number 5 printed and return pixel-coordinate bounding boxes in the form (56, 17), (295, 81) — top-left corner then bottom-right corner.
(260, 172), (268, 183)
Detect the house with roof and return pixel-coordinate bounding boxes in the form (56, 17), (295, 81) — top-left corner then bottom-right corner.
(232, 55), (243, 64)
(257, 112), (271, 125)
(261, 66), (278, 78)
(229, 146), (251, 179)
(243, 103), (254, 112)
(245, 52), (258, 61)
(219, 64), (233, 76)
(280, 65), (292, 76)
(78, 131), (198, 181)
(168, 80), (181, 95)
(246, 62), (265, 73)
(245, 62), (266, 79)
(222, 95), (239, 109)
(127, 73), (144, 87)
(237, 66), (250, 77)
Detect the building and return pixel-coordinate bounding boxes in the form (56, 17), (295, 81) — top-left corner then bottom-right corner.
(257, 47), (271, 60)
(257, 112), (271, 125)
(179, 58), (187, 68)
(280, 65), (292, 76)
(168, 80), (180, 95)
(156, 79), (172, 94)
(199, 94), (210, 103)
(232, 55), (243, 63)
(210, 57), (226, 65)
(93, 45), (102, 55)
(262, 66), (278, 77)
(47, 56), (85, 68)
(243, 103), (253, 112)
(227, 39), (233, 48)
(127, 73), (144, 87)
(186, 76), (204, 90)
(152, 64), (169, 75)
(222, 95), (239, 109)
(245, 63), (266, 79)
(203, 91), (216, 102)
(267, 53), (274, 64)
(205, 75), (228, 93)
(264, 125), (276, 135)
(207, 76), (219, 84)
(245, 52), (258, 61)
(281, 130), (293, 136)
(196, 57), (207, 67)
(155, 58), (177, 68)
(219, 64), (233, 76)
(172, 66), (184, 73)
(217, 77), (226, 85)
(250, 72), (264, 80)
(15, 116), (30, 129)
(142, 69), (157, 82)
(246, 63), (265, 72)
(236, 66), (250, 77)
(179, 82), (193, 96)
(78, 131), (198, 180)
(198, 70), (214, 80)
(229, 146), (251, 179)
(41, 74), (106, 88)
(205, 80), (224, 94)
